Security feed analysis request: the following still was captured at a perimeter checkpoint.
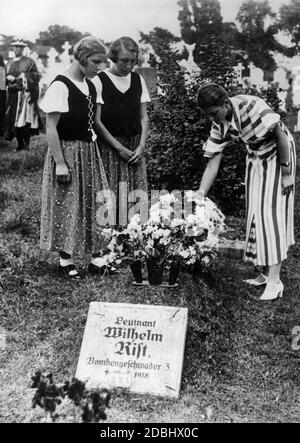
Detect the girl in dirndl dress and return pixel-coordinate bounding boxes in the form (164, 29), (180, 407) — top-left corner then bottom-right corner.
(91, 36), (150, 226)
(197, 83), (296, 301)
(40, 36), (114, 279)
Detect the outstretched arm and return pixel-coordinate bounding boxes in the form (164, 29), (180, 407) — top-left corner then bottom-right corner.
(199, 153), (223, 197)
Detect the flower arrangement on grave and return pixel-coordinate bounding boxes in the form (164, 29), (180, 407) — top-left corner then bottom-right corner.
(101, 192), (225, 286)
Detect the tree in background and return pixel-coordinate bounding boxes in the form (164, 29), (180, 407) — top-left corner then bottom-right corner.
(278, 0), (300, 54)
(236, 0), (285, 71)
(35, 25), (89, 53)
(178, 0), (223, 45)
(178, 0), (242, 65)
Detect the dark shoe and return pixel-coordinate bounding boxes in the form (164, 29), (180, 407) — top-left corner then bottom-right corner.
(88, 263), (119, 276)
(59, 264), (82, 280)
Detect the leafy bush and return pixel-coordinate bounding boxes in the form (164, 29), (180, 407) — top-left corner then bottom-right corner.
(144, 32), (284, 215)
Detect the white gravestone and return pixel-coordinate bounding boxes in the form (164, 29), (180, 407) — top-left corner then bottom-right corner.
(61, 41), (72, 67)
(295, 111), (300, 132)
(234, 62), (244, 84)
(274, 67), (289, 90)
(292, 66), (300, 108)
(76, 302), (188, 398)
(178, 43), (201, 86)
(42, 48), (64, 87)
(251, 66), (264, 88)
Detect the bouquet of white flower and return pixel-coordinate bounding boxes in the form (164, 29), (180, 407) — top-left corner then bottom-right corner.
(101, 192), (225, 286)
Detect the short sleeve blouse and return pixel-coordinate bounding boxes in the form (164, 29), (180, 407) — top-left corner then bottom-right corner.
(91, 69), (151, 104)
(40, 76), (103, 113)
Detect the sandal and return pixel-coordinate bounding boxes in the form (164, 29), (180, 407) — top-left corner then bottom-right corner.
(88, 263), (119, 276)
(59, 264), (82, 280)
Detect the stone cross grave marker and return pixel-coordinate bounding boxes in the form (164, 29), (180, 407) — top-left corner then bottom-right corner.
(234, 62), (244, 84)
(76, 302), (188, 398)
(61, 41), (72, 66)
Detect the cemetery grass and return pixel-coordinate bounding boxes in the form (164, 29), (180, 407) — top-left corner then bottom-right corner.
(0, 132), (299, 424)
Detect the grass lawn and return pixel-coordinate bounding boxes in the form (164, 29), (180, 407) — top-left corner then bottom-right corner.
(0, 130), (299, 423)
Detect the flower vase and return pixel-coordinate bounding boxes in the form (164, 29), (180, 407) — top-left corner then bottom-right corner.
(168, 262), (180, 286)
(146, 259), (163, 286)
(130, 259), (143, 284)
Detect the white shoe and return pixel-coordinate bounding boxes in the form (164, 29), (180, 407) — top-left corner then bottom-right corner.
(259, 281), (284, 301)
(243, 274), (268, 286)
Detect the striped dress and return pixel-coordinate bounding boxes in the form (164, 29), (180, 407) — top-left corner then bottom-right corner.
(204, 95), (296, 267)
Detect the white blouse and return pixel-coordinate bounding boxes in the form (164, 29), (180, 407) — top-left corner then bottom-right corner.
(40, 75), (103, 113)
(91, 68), (151, 104)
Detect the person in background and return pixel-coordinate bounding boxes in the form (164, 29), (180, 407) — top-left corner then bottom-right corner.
(40, 36), (114, 279)
(92, 36), (150, 228)
(4, 39), (40, 150)
(197, 82), (296, 301)
(0, 54), (6, 137)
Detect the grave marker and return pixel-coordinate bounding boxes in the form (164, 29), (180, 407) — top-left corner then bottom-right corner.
(76, 302), (188, 398)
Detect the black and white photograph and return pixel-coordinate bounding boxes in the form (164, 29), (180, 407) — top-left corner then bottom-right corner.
(0, 0), (299, 425)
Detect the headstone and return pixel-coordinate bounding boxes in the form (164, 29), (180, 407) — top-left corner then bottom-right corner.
(23, 46), (31, 57)
(251, 66), (264, 87)
(48, 48), (59, 67)
(292, 66), (300, 108)
(274, 67), (288, 89)
(76, 302), (188, 397)
(248, 62), (255, 78)
(0, 67), (6, 90)
(274, 67), (289, 90)
(295, 110), (300, 132)
(234, 62), (244, 84)
(135, 66), (157, 97)
(278, 90), (287, 112)
(61, 41), (72, 67)
(289, 55), (300, 72)
(41, 47), (63, 87)
(178, 42), (201, 85)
